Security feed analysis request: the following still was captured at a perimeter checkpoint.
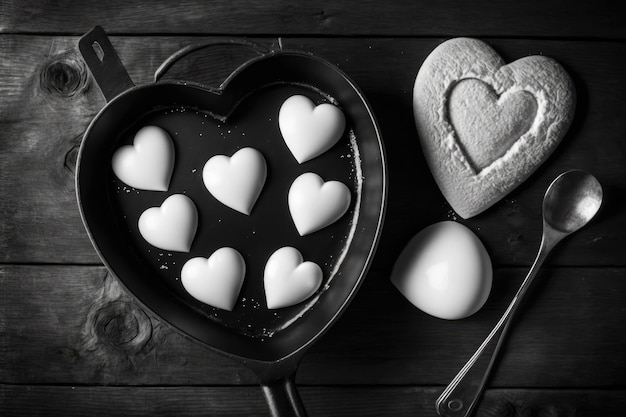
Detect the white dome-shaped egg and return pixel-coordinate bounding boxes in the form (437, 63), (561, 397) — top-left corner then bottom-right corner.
(391, 221), (492, 320)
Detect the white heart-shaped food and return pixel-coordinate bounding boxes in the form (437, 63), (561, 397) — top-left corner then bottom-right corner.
(264, 246), (323, 309)
(181, 247), (246, 311)
(138, 194), (198, 252)
(413, 37), (575, 218)
(112, 125), (175, 191)
(203, 147), (267, 215)
(278, 95), (346, 163)
(288, 172), (351, 236)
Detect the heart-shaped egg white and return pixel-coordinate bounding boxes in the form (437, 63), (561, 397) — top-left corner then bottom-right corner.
(203, 147), (267, 215)
(279, 95), (346, 163)
(112, 125), (175, 191)
(181, 247), (246, 311)
(288, 172), (351, 236)
(264, 246), (323, 309)
(138, 194), (198, 252)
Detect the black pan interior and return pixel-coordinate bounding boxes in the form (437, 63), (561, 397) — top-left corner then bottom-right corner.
(77, 53), (385, 363)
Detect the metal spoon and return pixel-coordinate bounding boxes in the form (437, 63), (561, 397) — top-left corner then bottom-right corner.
(436, 170), (603, 417)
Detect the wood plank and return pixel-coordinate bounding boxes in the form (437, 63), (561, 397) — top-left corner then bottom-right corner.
(1, 3), (622, 415)
(1, 36), (625, 265)
(2, 265), (625, 387)
(0, 0), (624, 39)
(0, 265), (247, 386)
(1, 385), (624, 417)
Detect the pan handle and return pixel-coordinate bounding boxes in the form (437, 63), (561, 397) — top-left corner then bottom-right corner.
(154, 38), (272, 83)
(261, 373), (308, 417)
(78, 26), (135, 102)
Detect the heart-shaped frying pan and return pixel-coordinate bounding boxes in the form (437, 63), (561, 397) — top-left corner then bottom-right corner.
(76, 26), (386, 416)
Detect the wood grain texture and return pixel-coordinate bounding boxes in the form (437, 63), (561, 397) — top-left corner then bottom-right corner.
(1, 385), (624, 417)
(2, 265), (625, 387)
(0, 0), (623, 39)
(1, 3), (625, 415)
(1, 36), (625, 265)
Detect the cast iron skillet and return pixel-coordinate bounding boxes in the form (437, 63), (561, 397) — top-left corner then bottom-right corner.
(77, 26), (386, 416)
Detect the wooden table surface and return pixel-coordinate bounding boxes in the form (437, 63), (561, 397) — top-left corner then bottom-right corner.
(2, 1), (625, 416)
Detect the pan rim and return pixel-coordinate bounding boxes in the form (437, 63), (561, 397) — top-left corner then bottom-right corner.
(76, 50), (388, 369)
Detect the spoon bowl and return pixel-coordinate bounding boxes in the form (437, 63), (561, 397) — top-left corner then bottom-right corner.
(543, 170), (603, 234)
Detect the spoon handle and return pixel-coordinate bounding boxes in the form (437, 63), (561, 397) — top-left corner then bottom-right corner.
(436, 234), (558, 417)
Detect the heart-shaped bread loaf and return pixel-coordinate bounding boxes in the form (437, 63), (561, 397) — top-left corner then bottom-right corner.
(413, 38), (575, 218)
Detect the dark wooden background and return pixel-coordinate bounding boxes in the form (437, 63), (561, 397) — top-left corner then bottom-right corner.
(1, 1), (625, 416)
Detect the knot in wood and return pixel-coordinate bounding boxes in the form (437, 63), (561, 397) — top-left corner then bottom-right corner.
(40, 51), (90, 97)
(93, 300), (153, 352)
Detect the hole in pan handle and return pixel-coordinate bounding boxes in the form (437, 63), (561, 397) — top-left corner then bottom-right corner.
(78, 26), (135, 102)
